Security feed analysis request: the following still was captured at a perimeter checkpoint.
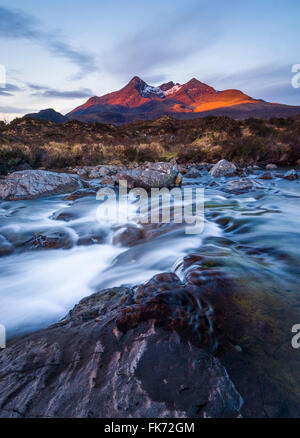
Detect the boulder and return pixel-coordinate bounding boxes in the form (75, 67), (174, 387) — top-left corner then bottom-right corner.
(64, 188), (97, 201)
(283, 169), (298, 180)
(184, 168), (202, 179)
(223, 179), (258, 193)
(260, 172), (273, 180)
(0, 235), (14, 257)
(0, 273), (243, 418)
(116, 162), (179, 190)
(266, 163), (277, 170)
(22, 231), (74, 250)
(209, 160), (237, 178)
(112, 224), (144, 247)
(0, 170), (82, 200)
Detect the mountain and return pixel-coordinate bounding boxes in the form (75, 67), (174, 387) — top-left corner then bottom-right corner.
(25, 77), (300, 125)
(24, 109), (68, 124)
(67, 76), (300, 124)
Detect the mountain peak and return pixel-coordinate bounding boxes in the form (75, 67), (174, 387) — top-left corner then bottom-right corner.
(128, 76), (144, 85)
(66, 75), (275, 124)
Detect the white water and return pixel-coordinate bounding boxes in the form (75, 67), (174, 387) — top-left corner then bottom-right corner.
(0, 192), (220, 338)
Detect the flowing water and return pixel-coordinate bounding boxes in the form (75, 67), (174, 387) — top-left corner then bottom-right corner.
(0, 168), (299, 413)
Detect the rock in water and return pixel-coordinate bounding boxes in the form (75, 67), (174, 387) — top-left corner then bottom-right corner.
(209, 160), (237, 177)
(116, 162), (179, 190)
(223, 179), (257, 193)
(0, 273), (243, 418)
(266, 163), (277, 170)
(283, 169), (298, 180)
(0, 170), (82, 200)
(260, 172), (273, 180)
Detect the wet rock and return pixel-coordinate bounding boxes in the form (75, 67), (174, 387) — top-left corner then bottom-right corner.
(174, 173), (183, 186)
(22, 230), (74, 250)
(266, 163), (277, 170)
(0, 170), (82, 201)
(77, 235), (104, 246)
(0, 273), (243, 418)
(51, 210), (79, 222)
(260, 172), (273, 180)
(283, 169), (298, 180)
(223, 179), (257, 193)
(184, 168), (202, 178)
(64, 189), (96, 201)
(112, 224), (144, 247)
(0, 234), (14, 256)
(209, 160), (237, 178)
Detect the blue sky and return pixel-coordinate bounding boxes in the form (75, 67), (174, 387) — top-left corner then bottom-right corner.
(0, 0), (299, 120)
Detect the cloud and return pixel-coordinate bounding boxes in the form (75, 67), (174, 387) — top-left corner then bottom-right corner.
(0, 6), (97, 78)
(0, 83), (22, 96)
(202, 63), (300, 104)
(0, 105), (32, 114)
(27, 83), (94, 99)
(102, 2), (221, 83)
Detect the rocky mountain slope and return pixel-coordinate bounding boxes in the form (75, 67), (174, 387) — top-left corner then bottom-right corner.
(25, 76), (300, 125)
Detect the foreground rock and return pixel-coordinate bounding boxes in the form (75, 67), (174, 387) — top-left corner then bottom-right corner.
(209, 160), (237, 177)
(0, 273), (243, 418)
(0, 170), (82, 200)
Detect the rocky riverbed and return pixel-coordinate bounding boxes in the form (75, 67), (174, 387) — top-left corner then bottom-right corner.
(0, 161), (299, 418)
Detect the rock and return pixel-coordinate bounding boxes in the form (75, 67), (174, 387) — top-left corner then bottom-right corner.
(209, 160), (237, 178)
(0, 235), (14, 257)
(88, 169), (101, 179)
(22, 231), (74, 250)
(0, 273), (243, 418)
(197, 162), (212, 170)
(174, 173), (183, 186)
(64, 189), (96, 201)
(266, 164), (277, 170)
(0, 170), (82, 200)
(184, 168), (201, 178)
(116, 162), (179, 190)
(112, 224), (144, 247)
(77, 235), (104, 246)
(51, 210), (79, 222)
(223, 179), (257, 193)
(260, 172), (273, 180)
(101, 175), (116, 186)
(178, 165), (188, 174)
(283, 169), (298, 180)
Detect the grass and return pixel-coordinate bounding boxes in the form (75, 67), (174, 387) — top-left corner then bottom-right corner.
(0, 115), (300, 173)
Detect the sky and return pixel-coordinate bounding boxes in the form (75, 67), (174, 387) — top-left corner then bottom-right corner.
(0, 0), (299, 121)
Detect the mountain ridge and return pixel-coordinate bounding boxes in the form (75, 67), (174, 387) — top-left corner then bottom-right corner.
(25, 76), (300, 124)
